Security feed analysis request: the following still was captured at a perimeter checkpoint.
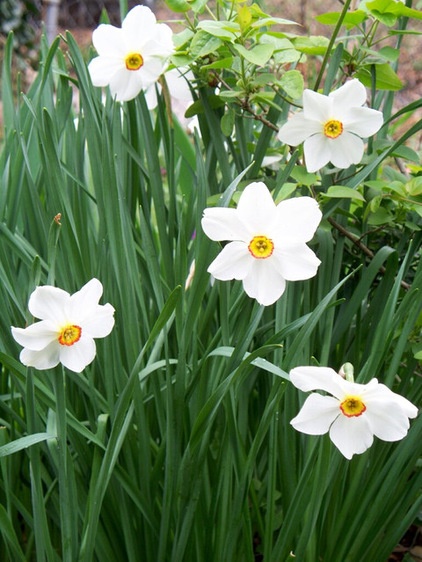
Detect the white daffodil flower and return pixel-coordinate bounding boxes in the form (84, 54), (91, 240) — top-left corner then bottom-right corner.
(277, 79), (383, 173)
(290, 366), (418, 459)
(12, 279), (115, 373)
(201, 182), (322, 306)
(88, 6), (174, 102)
(145, 67), (194, 110)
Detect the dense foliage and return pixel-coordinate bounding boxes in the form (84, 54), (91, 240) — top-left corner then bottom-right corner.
(0, 0), (421, 560)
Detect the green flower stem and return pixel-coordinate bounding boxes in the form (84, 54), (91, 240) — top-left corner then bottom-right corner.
(314, 0), (353, 91)
(53, 367), (74, 562)
(46, 215), (61, 286)
(26, 370), (56, 562)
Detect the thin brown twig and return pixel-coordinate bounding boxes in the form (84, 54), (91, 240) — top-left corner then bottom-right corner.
(240, 101), (280, 131)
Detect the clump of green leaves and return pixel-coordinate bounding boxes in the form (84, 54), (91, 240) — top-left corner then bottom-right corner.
(0, 1), (420, 561)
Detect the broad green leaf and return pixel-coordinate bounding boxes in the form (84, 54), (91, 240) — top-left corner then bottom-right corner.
(172, 28), (194, 49)
(274, 48), (302, 65)
(163, 0), (190, 12)
(292, 36), (330, 55)
(274, 182), (297, 201)
(170, 54), (195, 67)
(406, 177), (422, 197)
(220, 108), (235, 137)
(324, 185), (366, 201)
(184, 94), (226, 117)
(367, 0), (422, 24)
(378, 46), (400, 62)
(367, 207), (394, 224)
(390, 145), (421, 164)
(290, 166), (318, 187)
(253, 72), (277, 86)
(260, 35), (295, 50)
(279, 70), (304, 99)
(202, 56), (234, 70)
(190, 0), (208, 13)
(232, 43), (274, 66)
(250, 16), (298, 28)
(315, 10), (367, 27)
(356, 62), (403, 90)
(164, 0), (207, 12)
(189, 30), (223, 58)
(217, 90), (243, 101)
(197, 20), (239, 40)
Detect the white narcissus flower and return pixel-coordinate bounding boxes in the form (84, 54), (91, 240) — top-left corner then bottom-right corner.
(201, 182), (322, 306)
(11, 279), (115, 373)
(290, 366), (418, 459)
(88, 6), (174, 102)
(277, 79), (383, 173)
(145, 67), (194, 111)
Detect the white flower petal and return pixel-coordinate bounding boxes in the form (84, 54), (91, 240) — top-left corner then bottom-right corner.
(236, 182), (277, 233)
(303, 89), (333, 122)
(20, 341), (61, 370)
(59, 337), (96, 373)
(242, 260), (286, 306)
(11, 321), (58, 351)
(165, 68), (194, 103)
(137, 58), (167, 88)
(329, 415), (373, 459)
(28, 286), (70, 322)
(201, 208), (250, 242)
(274, 197), (322, 242)
(364, 382), (418, 419)
(277, 112), (320, 146)
(329, 132), (365, 169)
(69, 278), (103, 321)
(303, 134), (332, 172)
(142, 25), (174, 58)
(207, 242), (252, 281)
(330, 79), (367, 110)
(344, 106), (384, 137)
(145, 83), (159, 109)
(89, 5), (173, 102)
(82, 303), (115, 338)
(92, 25), (125, 57)
(13, 279), (114, 372)
(290, 365), (418, 459)
(107, 68), (144, 102)
(273, 244), (321, 281)
(122, 6), (158, 50)
(289, 366), (345, 399)
(291, 393), (340, 435)
(365, 398), (412, 442)
(88, 56), (124, 87)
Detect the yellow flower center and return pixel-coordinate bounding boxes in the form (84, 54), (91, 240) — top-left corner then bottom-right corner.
(248, 235), (274, 259)
(340, 395), (366, 417)
(125, 52), (144, 71)
(323, 119), (343, 139)
(58, 324), (82, 346)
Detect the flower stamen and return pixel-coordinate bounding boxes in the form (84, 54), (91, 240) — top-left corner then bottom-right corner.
(248, 235), (274, 259)
(125, 52), (144, 71)
(323, 119), (343, 139)
(58, 325), (82, 346)
(340, 395), (366, 417)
